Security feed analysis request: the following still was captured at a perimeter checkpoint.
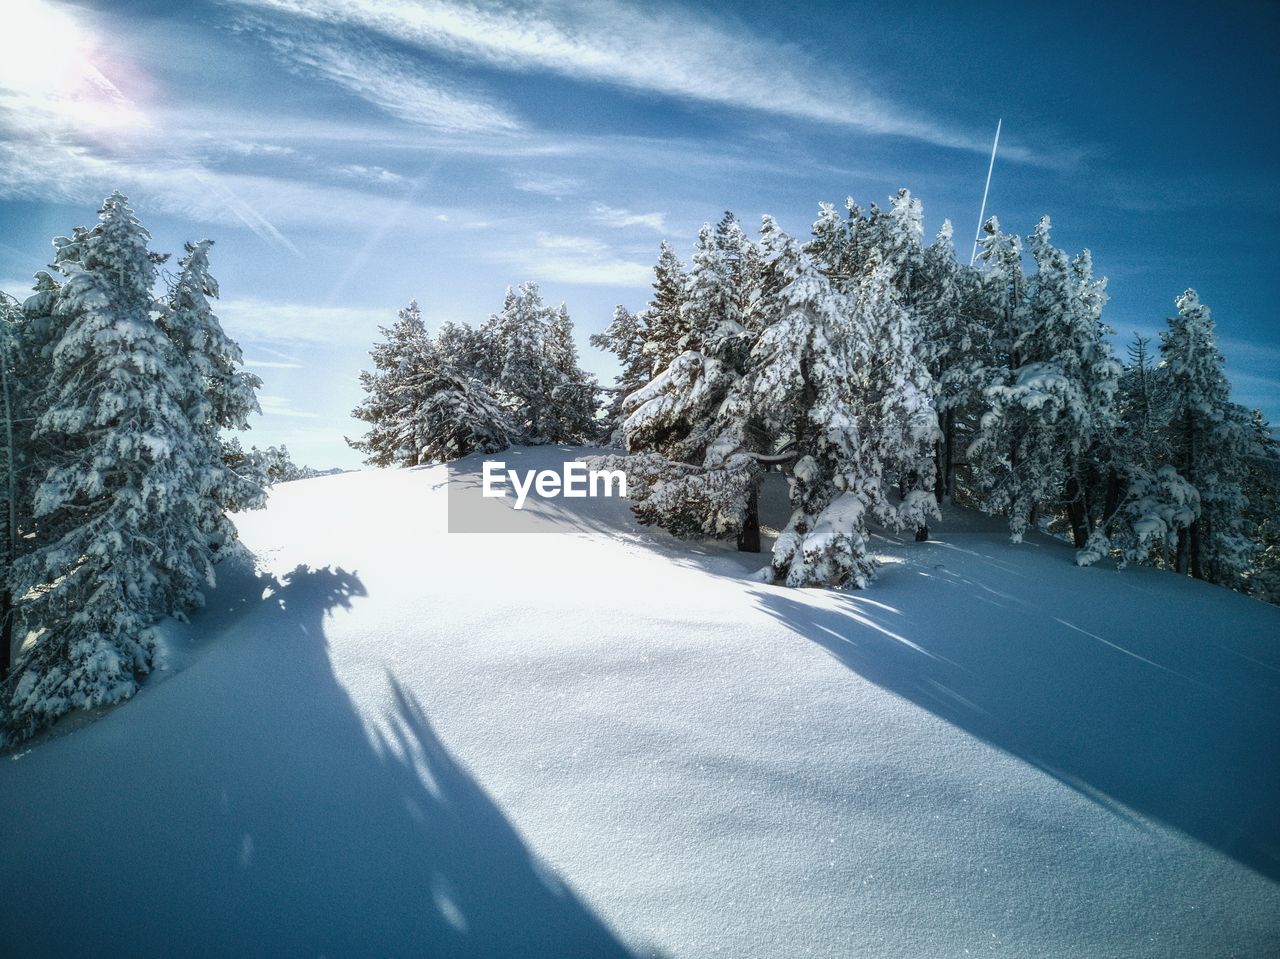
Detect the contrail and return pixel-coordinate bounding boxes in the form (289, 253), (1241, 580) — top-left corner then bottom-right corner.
(969, 118), (1002, 267)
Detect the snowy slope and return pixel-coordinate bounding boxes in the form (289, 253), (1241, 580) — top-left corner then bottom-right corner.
(2, 445), (1279, 958)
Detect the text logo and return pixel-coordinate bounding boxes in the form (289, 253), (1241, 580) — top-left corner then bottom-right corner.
(481, 460), (627, 509)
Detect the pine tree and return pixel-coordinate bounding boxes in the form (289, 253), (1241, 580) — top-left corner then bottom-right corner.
(1076, 334), (1196, 569)
(916, 220), (991, 504)
(1160, 289), (1237, 580)
(639, 242), (689, 374)
(590, 304), (649, 443)
(1241, 409), (1280, 602)
(970, 217), (1119, 544)
(3, 193), (210, 742)
(406, 334), (512, 463)
(489, 283), (554, 442)
(543, 302), (600, 443)
(349, 301), (510, 466)
(748, 217), (876, 587)
(349, 302), (433, 466)
(0, 293), (21, 683)
(162, 239), (266, 542)
(854, 256), (941, 537)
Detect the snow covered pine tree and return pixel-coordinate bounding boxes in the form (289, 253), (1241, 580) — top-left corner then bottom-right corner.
(2, 193), (262, 743)
(349, 301), (510, 466)
(162, 239), (267, 542)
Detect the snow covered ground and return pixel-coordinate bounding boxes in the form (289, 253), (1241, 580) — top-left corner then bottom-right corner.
(3, 445), (1279, 958)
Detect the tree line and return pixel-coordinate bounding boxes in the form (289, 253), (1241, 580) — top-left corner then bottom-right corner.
(355, 191), (1279, 602)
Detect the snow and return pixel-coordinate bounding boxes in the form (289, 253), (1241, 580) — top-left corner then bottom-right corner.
(2, 444), (1278, 957)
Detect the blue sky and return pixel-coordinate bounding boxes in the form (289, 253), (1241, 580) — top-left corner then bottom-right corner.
(1, 0), (1277, 467)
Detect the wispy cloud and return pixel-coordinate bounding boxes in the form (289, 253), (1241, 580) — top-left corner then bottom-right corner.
(236, 18), (523, 135)
(496, 232), (652, 287)
(590, 203), (666, 232)
(226, 0), (1009, 156)
(513, 173), (581, 199)
(243, 358), (305, 369)
(224, 140), (299, 158)
(335, 163), (409, 186)
(258, 393), (321, 418)
(219, 297), (397, 345)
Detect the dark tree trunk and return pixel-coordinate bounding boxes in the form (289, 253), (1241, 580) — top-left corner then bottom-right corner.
(942, 409), (956, 503)
(1065, 471), (1089, 549)
(1183, 409), (1203, 579)
(1, 588), (12, 682)
(1102, 467), (1121, 530)
(737, 484), (760, 553)
(914, 525), (929, 542)
(1190, 515), (1205, 581)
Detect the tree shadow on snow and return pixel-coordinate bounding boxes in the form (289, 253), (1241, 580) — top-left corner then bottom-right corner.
(747, 552), (1280, 883)
(0, 561), (649, 959)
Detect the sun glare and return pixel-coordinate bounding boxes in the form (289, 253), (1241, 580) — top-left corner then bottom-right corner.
(0, 0), (148, 133)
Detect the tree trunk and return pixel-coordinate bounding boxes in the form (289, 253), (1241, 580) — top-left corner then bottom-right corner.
(1102, 467), (1121, 530)
(1065, 470), (1089, 549)
(737, 484), (760, 553)
(1189, 519), (1204, 580)
(942, 409), (956, 503)
(1184, 409), (1203, 579)
(0, 588), (11, 682)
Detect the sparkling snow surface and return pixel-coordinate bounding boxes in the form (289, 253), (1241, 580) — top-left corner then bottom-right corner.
(3, 445), (1279, 958)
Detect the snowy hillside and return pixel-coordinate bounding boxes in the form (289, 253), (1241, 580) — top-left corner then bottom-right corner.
(2, 445), (1278, 958)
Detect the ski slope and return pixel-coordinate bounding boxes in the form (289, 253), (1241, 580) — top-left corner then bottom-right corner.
(2, 445), (1279, 958)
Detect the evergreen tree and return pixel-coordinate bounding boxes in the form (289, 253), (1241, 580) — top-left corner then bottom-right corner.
(349, 301), (510, 466)
(3, 193), (210, 742)
(854, 256), (941, 538)
(969, 217), (1119, 544)
(0, 293), (21, 682)
(162, 239), (266, 541)
(590, 304), (649, 443)
(543, 302), (600, 443)
(1159, 289), (1238, 580)
(748, 217), (878, 587)
(488, 284), (550, 440)
(1075, 334), (1196, 569)
(916, 221), (991, 503)
(404, 334), (512, 464)
(639, 242), (689, 374)
(349, 302), (433, 467)
(1241, 409), (1280, 602)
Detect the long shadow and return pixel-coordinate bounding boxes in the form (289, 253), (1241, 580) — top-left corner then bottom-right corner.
(748, 544), (1280, 882)
(442, 446), (1280, 878)
(0, 562), (644, 958)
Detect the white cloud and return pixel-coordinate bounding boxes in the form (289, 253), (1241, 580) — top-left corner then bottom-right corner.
(512, 173), (581, 199)
(227, 0), (1004, 155)
(240, 21), (523, 135)
(496, 232), (651, 287)
(258, 393), (321, 419)
(224, 141), (299, 158)
(219, 297), (396, 344)
(243, 358), (304, 369)
(590, 203), (666, 232)
(335, 163), (408, 186)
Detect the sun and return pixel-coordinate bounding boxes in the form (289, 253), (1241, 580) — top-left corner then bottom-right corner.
(0, 0), (147, 134)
